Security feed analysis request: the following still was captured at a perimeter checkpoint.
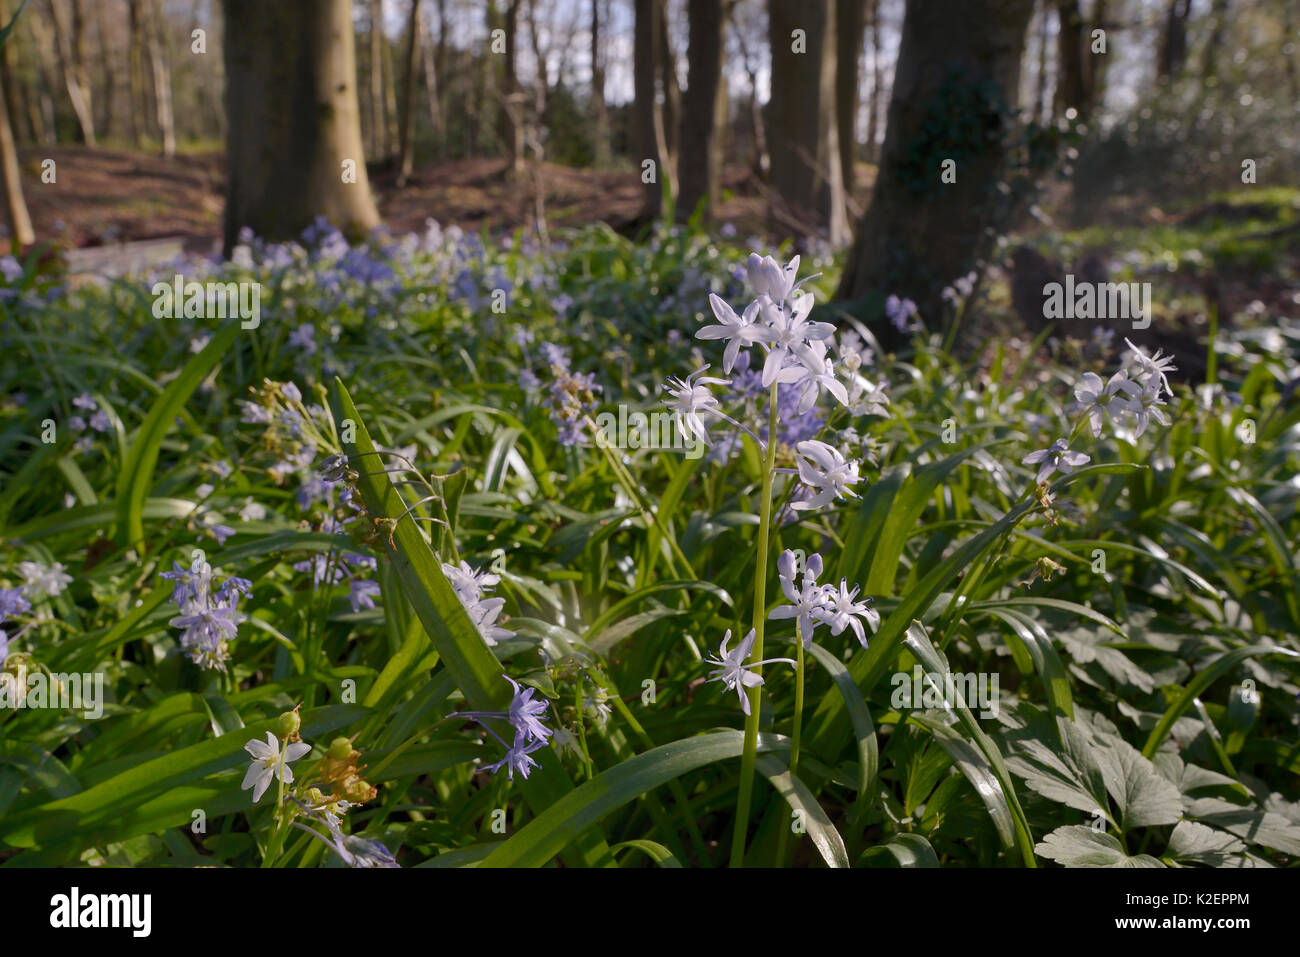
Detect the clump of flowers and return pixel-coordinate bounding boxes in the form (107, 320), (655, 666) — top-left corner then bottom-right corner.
(442, 558), (514, 645)
(160, 556), (249, 671)
(450, 674), (554, 781)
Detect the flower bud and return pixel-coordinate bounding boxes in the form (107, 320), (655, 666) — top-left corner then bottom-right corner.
(328, 736), (354, 760)
(276, 709), (301, 740)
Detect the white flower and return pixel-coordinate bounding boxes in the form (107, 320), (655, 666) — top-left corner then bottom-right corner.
(699, 294), (774, 373)
(792, 440), (862, 511)
(746, 253), (800, 302)
(663, 367), (729, 446)
(17, 561), (73, 598)
(1074, 371), (1140, 437)
(769, 549), (827, 644)
(241, 731), (311, 803)
(792, 340), (850, 414)
(551, 726), (583, 759)
(703, 628), (794, 715)
(441, 559), (500, 607)
(759, 293), (835, 388)
(1124, 338), (1177, 398)
(239, 498), (268, 522)
(1022, 439), (1090, 485)
(584, 687), (613, 726)
(845, 374), (891, 417)
(1130, 377), (1172, 437)
(814, 579), (880, 648)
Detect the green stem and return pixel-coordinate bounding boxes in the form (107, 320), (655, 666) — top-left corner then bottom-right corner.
(773, 623), (805, 866)
(730, 381), (780, 867)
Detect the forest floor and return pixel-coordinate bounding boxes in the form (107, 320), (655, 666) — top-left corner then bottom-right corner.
(18, 145), (855, 252)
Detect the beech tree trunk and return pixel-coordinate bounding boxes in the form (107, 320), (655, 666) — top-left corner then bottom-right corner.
(222, 0), (380, 254)
(0, 67), (33, 251)
(632, 0), (664, 217)
(590, 0), (609, 166)
(145, 0), (173, 155)
(48, 0), (95, 145)
(767, 0), (847, 244)
(1054, 0), (1086, 117)
(836, 0), (1035, 343)
(676, 0), (724, 222)
(396, 0), (421, 186)
(835, 0), (866, 195)
(500, 0), (524, 177)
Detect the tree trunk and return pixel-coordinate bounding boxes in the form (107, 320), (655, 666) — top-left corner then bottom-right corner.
(367, 0), (385, 158)
(632, 0), (663, 217)
(126, 0), (144, 145)
(655, 0), (679, 178)
(499, 0), (524, 177)
(1199, 0), (1229, 78)
(146, 0), (174, 155)
(0, 67), (33, 251)
(1054, 0), (1086, 118)
(676, 0), (724, 222)
(419, 0), (442, 154)
(381, 0), (398, 156)
(47, 0), (96, 145)
(863, 0), (881, 162)
(1033, 0), (1050, 123)
(95, 0), (114, 139)
(222, 0), (381, 254)
(835, 0), (1035, 343)
(396, 0), (421, 186)
(1083, 0), (1109, 113)
(835, 0), (866, 195)
(590, 0), (608, 166)
(767, 0), (847, 244)
(0, 0), (27, 143)
(1157, 0), (1192, 81)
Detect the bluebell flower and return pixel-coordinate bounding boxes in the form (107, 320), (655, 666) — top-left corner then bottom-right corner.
(348, 580), (381, 613)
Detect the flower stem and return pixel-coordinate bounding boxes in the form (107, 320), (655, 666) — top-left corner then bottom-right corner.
(773, 623), (805, 866)
(730, 381), (780, 867)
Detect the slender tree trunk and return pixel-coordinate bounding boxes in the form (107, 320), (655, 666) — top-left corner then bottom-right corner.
(655, 0), (680, 178)
(1199, 0), (1230, 78)
(419, 0), (441, 155)
(0, 0), (26, 143)
(396, 0), (421, 186)
(1033, 0), (1050, 123)
(632, 0), (663, 217)
(1157, 0), (1192, 81)
(381, 0), (398, 156)
(126, 0), (144, 145)
(525, 0), (547, 119)
(222, 0), (381, 253)
(500, 0), (523, 177)
(676, 0), (724, 222)
(864, 0), (881, 162)
(590, 0), (608, 166)
(835, 0), (866, 195)
(1054, 0), (1086, 117)
(95, 0), (114, 139)
(47, 0), (96, 145)
(836, 0), (1036, 343)
(1084, 0), (1110, 112)
(0, 68), (34, 251)
(368, 0), (385, 157)
(767, 0), (847, 244)
(27, 9), (58, 145)
(146, 0), (174, 155)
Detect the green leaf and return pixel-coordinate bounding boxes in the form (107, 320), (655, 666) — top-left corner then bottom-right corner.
(115, 320), (243, 547)
(859, 832), (940, 867)
(1036, 826), (1165, 867)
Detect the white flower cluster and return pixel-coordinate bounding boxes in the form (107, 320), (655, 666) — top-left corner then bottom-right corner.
(666, 252), (875, 511)
(442, 559), (514, 646)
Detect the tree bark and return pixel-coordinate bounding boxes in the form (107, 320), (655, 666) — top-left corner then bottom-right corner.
(1054, 0), (1086, 117)
(835, 0), (1035, 342)
(396, 0), (421, 186)
(767, 0), (848, 244)
(222, 0), (381, 254)
(419, 0), (442, 154)
(499, 0), (524, 177)
(0, 66), (34, 251)
(368, 0), (386, 158)
(47, 0), (95, 145)
(655, 0), (679, 178)
(1199, 0), (1230, 78)
(145, 0), (174, 155)
(95, 0), (114, 139)
(676, 0), (724, 222)
(590, 0), (608, 166)
(835, 0), (866, 195)
(632, 0), (664, 217)
(1157, 0), (1192, 81)
(1033, 0), (1050, 123)
(863, 0), (881, 162)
